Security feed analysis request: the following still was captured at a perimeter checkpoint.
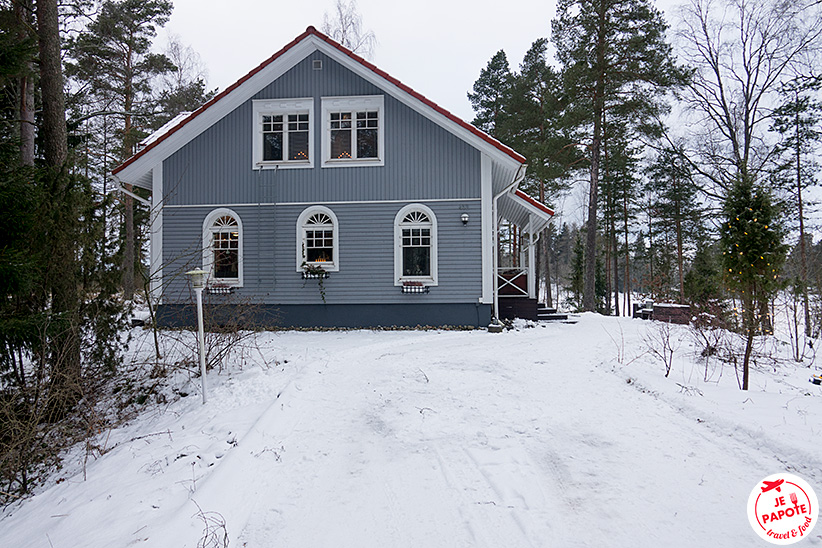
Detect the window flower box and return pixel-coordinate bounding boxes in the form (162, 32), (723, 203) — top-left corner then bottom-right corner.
(401, 281), (429, 294)
(301, 270), (329, 280)
(207, 284), (235, 295)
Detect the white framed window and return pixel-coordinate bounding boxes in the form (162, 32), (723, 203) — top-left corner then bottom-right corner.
(394, 204), (437, 286)
(203, 208), (243, 286)
(252, 98), (313, 169)
(321, 95), (384, 167)
(296, 206), (339, 272)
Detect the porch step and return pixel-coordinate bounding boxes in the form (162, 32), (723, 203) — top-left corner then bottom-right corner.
(537, 312), (569, 321)
(536, 306), (557, 314)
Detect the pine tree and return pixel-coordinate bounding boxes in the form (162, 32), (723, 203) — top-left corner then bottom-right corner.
(720, 177), (787, 390)
(599, 124), (639, 314)
(551, 0), (688, 312)
(770, 75), (822, 337)
(4, 0), (37, 165)
(152, 35), (216, 128)
(646, 146), (703, 303)
(508, 39), (579, 191)
(507, 40), (581, 306)
(67, 0), (174, 300)
(468, 51), (513, 140)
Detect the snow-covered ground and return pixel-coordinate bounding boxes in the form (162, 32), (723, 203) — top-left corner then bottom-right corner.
(2, 313), (821, 547)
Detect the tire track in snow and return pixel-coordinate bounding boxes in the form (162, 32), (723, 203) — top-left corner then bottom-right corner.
(136, 346), (336, 547)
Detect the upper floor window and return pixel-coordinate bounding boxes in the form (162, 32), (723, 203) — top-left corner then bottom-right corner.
(322, 96), (384, 167)
(252, 98), (313, 169)
(394, 204), (437, 286)
(296, 206), (339, 272)
(203, 208), (243, 286)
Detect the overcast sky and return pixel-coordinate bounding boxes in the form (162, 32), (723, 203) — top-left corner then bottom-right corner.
(156, 0), (660, 124)
(160, 0), (561, 122)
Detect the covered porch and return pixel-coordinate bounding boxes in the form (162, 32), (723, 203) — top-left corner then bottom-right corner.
(494, 190), (555, 321)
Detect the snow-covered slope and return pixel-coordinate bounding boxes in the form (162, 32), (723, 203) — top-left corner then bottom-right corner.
(2, 313), (821, 547)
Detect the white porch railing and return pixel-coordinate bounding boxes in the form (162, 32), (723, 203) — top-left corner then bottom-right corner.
(497, 267), (529, 297)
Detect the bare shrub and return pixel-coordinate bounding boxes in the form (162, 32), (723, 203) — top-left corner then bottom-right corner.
(193, 501), (229, 548)
(158, 293), (276, 377)
(1, 303), (128, 503)
(643, 320), (683, 378)
(689, 311), (730, 382)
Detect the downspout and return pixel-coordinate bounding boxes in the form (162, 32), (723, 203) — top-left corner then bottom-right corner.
(527, 216), (537, 299)
(112, 172), (158, 308)
(491, 164), (527, 325)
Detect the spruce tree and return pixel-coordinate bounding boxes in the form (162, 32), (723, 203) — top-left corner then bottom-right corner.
(684, 241), (722, 307)
(568, 233), (585, 310)
(720, 177), (787, 390)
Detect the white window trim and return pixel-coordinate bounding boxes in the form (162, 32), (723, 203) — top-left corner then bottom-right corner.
(252, 98), (314, 170)
(202, 208), (244, 287)
(321, 95), (385, 168)
(296, 206), (340, 272)
(394, 203), (437, 286)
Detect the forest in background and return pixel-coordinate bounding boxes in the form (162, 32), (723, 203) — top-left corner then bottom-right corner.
(468, 0), (822, 354)
(0, 0), (820, 501)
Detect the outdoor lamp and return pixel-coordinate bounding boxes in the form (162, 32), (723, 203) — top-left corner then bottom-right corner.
(186, 268), (206, 289)
(461, 213), (469, 225)
(186, 268), (209, 404)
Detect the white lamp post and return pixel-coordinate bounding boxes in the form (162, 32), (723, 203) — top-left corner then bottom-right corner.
(186, 269), (208, 404)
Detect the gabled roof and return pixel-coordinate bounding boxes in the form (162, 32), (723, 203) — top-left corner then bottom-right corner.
(113, 26), (525, 185)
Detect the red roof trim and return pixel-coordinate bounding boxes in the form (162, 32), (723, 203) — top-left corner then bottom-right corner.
(113, 28), (314, 174)
(113, 26), (524, 175)
(514, 190), (555, 217)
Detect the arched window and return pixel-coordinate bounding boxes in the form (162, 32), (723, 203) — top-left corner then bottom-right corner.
(296, 206), (339, 271)
(394, 204), (437, 285)
(203, 208), (243, 286)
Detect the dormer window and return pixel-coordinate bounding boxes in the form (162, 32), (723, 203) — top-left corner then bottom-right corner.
(252, 98), (313, 169)
(322, 96), (384, 167)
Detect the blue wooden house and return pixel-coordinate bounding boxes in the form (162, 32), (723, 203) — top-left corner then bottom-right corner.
(113, 27), (554, 328)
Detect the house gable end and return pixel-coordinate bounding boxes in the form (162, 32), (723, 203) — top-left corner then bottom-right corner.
(163, 51), (483, 205)
(113, 28), (523, 187)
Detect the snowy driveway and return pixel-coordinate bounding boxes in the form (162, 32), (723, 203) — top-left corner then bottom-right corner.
(2, 314), (820, 547)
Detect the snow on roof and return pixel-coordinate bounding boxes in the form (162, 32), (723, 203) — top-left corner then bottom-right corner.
(136, 112), (191, 152)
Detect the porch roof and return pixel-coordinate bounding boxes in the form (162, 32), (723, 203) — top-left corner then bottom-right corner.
(498, 189), (555, 234)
